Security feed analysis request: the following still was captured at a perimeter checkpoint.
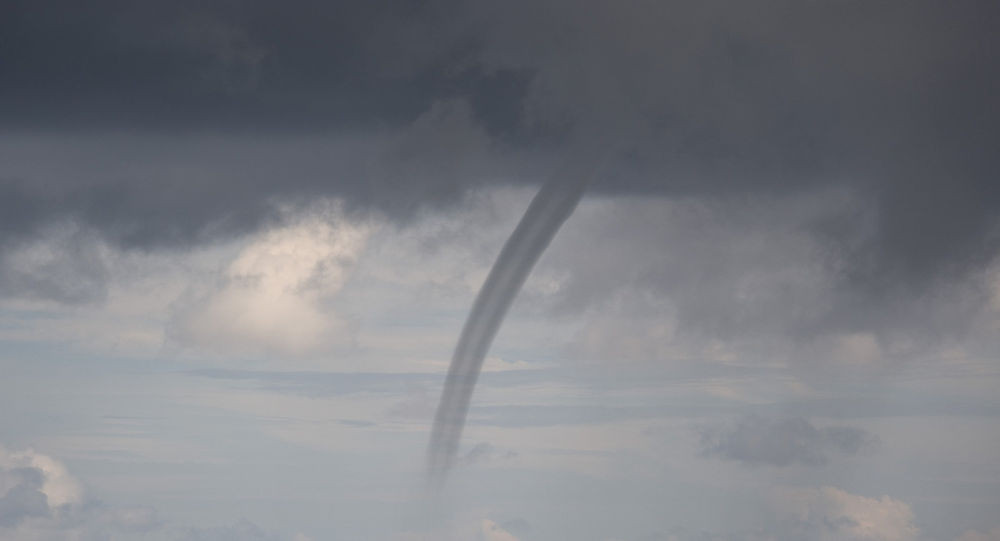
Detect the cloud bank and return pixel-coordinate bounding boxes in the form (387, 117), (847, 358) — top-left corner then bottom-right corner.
(2, 0), (998, 304)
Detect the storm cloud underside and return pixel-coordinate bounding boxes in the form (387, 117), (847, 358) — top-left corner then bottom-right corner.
(2, 0), (998, 301)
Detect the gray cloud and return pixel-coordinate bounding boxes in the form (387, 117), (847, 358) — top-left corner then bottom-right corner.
(0, 0), (478, 131)
(1, 0), (998, 434)
(770, 486), (918, 541)
(1, 0), (997, 287)
(697, 415), (879, 467)
(532, 192), (998, 372)
(0, 447), (161, 539)
(460, 442), (517, 467)
(170, 519), (280, 541)
(0, 225), (109, 304)
(0, 467), (49, 527)
(0, 445), (298, 541)
(637, 486), (918, 541)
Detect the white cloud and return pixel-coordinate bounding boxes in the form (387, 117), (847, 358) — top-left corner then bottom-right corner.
(771, 486), (918, 541)
(481, 519), (521, 541)
(0, 445), (82, 509)
(0, 445), (161, 540)
(171, 205), (370, 357)
(0, 444), (302, 541)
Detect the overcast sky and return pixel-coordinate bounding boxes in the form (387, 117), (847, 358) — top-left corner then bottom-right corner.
(2, 1), (1000, 540)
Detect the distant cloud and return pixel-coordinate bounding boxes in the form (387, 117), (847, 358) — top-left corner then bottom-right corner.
(171, 518), (280, 541)
(0, 446), (82, 511)
(771, 486), (917, 541)
(957, 528), (1000, 541)
(481, 519), (521, 541)
(0, 444), (294, 541)
(461, 442), (517, 467)
(636, 486), (917, 541)
(0, 444), (159, 540)
(697, 415), (878, 467)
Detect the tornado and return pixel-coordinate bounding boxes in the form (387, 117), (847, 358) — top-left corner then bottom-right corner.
(427, 152), (608, 485)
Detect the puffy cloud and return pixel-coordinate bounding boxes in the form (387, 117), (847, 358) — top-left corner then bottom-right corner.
(771, 486), (918, 541)
(641, 487), (921, 541)
(170, 205), (370, 357)
(0, 445), (160, 540)
(481, 519), (521, 541)
(697, 415), (879, 467)
(0, 445), (306, 541)
(0, 468), (48, 527)
(0, 446), (82, 512)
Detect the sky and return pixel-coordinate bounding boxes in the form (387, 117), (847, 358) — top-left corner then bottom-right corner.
(1, 1), (1000, 540)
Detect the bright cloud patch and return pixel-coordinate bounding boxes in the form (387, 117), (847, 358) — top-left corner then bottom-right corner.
(772, 486), (918, 541)
(0, 445), (160, 540)
(0, 445), (82, 514)
(0, 444), (297, 541)
(481, 519), (521, 541)
(171, 206), (370, 357)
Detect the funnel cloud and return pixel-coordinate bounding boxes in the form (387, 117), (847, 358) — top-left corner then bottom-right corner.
(427, 154), (607, 484)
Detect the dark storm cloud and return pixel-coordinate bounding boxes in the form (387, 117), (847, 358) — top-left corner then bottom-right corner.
(697, 415), (879, 467)
(1, 0), (998, 300)
(0, 99), (499, 250)
(1, 0), (465, 130)
(0, 0), (522, 281)
(462, 0), (1000, 292)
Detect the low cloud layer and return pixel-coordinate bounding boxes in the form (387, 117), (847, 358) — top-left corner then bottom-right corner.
(2, 0), (999, 309)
